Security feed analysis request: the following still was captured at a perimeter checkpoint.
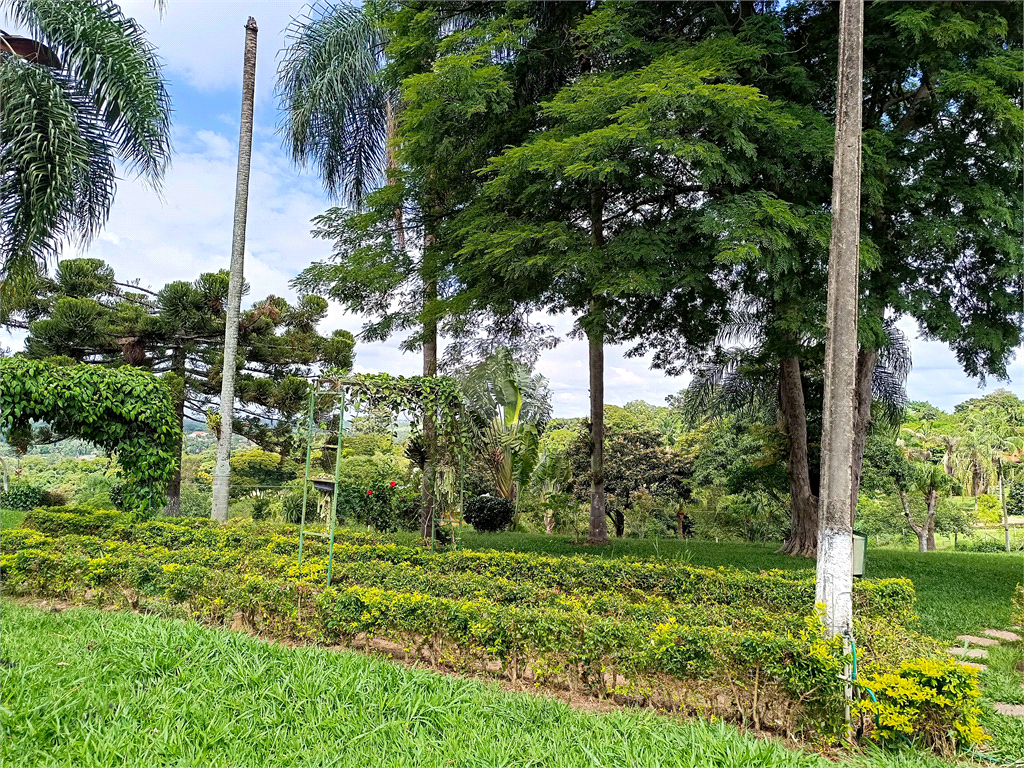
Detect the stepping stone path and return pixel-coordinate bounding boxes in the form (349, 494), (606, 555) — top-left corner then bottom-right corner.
(949, 628), (1023, 718)
(993, 704), (1024, 717)
(956, 635), (999, 646)
(983, 628), (1023, 643)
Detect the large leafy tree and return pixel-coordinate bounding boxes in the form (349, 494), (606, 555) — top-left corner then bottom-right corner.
(0, 0), (171, 301)
(565, 428), (692, 539)
(626, 1), (1022, 556)
(455, 5), (788, 543)
(3, 258), (354, 515)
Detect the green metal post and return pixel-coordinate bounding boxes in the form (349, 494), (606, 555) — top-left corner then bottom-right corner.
(326, 388), (344, 586)
(297, 386), (316, 572)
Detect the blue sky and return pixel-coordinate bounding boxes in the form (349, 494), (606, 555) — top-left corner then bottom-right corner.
(3, 1), (1020, 416)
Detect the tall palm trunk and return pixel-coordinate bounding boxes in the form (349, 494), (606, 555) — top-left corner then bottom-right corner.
(211, 17), (258, 522)
(816, 0), (863, 640)
(925, 487), (938, 551)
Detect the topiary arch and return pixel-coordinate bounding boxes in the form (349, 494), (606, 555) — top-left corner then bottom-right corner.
(0, 357), (181, 513)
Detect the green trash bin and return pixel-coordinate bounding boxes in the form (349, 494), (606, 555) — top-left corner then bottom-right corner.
(852, 529), (867, 578)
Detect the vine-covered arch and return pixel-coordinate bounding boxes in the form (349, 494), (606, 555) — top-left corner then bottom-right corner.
(0, 357), (181, 512)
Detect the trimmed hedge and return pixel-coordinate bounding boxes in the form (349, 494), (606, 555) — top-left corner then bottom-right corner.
(19, 508), (916, 621)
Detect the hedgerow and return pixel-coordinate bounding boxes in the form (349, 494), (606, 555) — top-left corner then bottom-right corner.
(0, 508), (982, 749)
(20, 508), (916, 620)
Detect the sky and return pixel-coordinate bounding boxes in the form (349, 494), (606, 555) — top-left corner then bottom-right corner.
(3, 0), (1020, 416)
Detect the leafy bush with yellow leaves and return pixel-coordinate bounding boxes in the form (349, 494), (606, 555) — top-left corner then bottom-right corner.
(854, 657), (987, 755)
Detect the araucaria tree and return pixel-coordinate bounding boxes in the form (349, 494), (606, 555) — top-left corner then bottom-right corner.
(3, 258), (354, 516)
(0, 0), (170, 299)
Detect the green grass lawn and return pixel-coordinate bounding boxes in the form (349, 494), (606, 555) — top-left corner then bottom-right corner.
(0, 507), (25, 530)
(454, 531), (1023, 641)
(0, 599), (954, 768)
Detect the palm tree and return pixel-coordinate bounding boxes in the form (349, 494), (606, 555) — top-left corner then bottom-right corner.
(277, 1), (391, 208)
(211, 16), (258, 522)
(0, 0), (171, 305)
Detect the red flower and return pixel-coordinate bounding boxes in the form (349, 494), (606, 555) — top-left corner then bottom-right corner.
(389, 481), (397, 488)
(367, 490), (373, 495)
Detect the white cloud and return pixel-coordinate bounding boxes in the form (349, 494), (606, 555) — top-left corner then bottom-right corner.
(120, 0), (308, 102)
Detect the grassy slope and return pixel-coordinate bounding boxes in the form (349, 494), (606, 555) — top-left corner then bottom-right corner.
(2, 599), (917, 768)
(454, 532), (1023, 641)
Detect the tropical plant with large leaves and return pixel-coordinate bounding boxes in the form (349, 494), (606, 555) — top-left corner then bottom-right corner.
(459, 348), (551, 504)
(0, 0), (171, 303)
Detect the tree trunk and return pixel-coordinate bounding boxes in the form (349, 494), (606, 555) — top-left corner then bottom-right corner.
(611, 509), (624, 538)
(998, 457), (1009, 552)
(778, 357), (818, 557)
(385, 99), (407, 252)
(849, 348), (877, 525)
(211, 17), (258, 522)
(925, 489), (937, 551)
(420, 273), (438, 540)
(586, 185), (608, 545)
(898, 489), (927, 552)
(815, 0), (863, 640)
(165, 349), (187, 518)
(972, 458), (984, 497)
(587, 321), (608, 543)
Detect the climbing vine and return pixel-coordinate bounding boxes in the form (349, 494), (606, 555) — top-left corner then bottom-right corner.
(327, 372), (472, 452)
(0, 357), (180, 513)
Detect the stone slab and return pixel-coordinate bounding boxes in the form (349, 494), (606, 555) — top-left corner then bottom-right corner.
(960, 662), (987, 672)
(947, 647), (988, 659)
(983, 628), (1023, 642)
(993, 703), (1024, 717)
(956, 634), (999, 646)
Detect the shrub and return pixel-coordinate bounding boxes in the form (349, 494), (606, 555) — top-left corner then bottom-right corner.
(955, 537), (1023, 553)
(464, 495), (515, 533)
(251, 496), (272, 522)
(341, 433), (397, 457)
(40, 489), (68, 507)
(975, 494), (1002, 524)
(179, 485), (211, 518)
(282, 480), (320, 525)
(855, 658), (988, 755)
(0, 484), (45, 511)
(109, 483), (127, 511)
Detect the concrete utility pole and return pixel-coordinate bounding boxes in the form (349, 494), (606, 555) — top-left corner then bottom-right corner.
(815, 0), (863, 640)
(212, 17), (258, 521)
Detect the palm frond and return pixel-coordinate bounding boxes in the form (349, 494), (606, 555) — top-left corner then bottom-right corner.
(677, 347), (778, 428)
(5, 0), (172, 182)
(277, 1), (390, 205)
(871, 318), (911, 432)
(1, 55), (115, 287)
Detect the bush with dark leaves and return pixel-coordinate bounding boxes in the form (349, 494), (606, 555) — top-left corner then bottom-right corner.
(463, 495), (514, 533)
